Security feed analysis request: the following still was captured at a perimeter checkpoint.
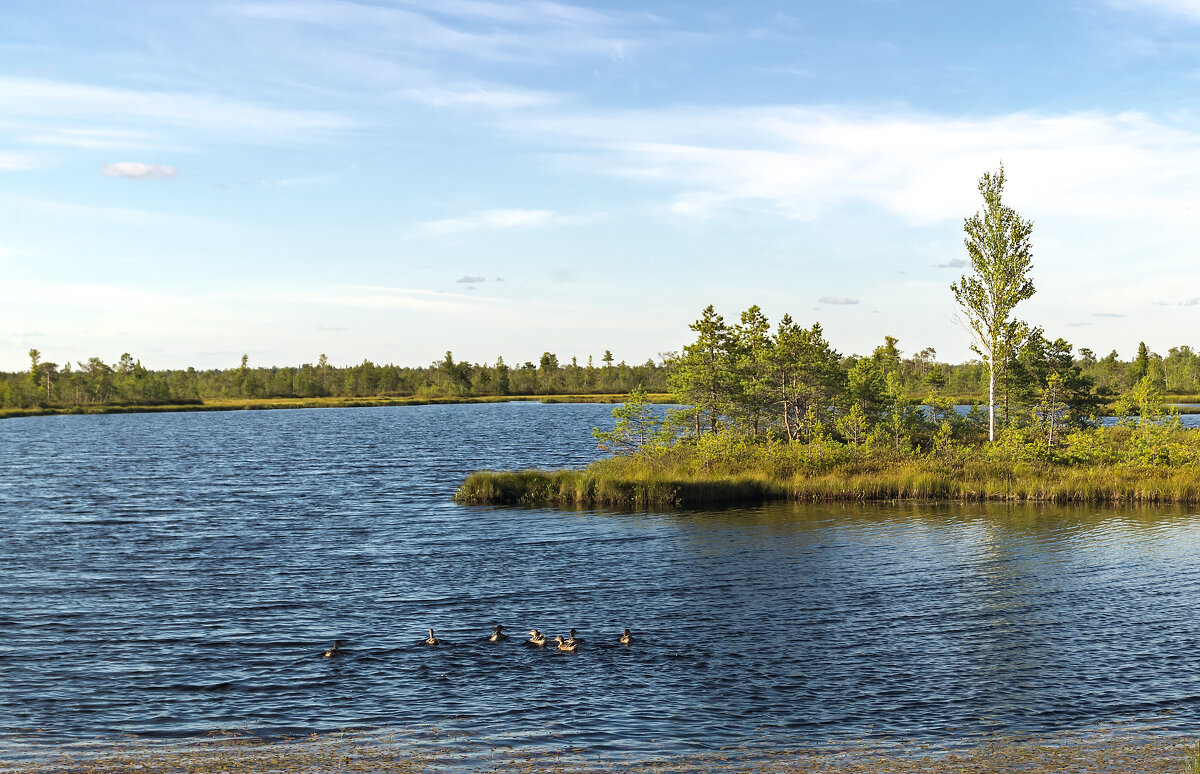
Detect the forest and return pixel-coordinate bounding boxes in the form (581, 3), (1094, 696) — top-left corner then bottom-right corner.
(2, 337), (1195, 414)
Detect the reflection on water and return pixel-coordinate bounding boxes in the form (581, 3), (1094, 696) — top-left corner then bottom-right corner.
(2, 405), (1199, 761)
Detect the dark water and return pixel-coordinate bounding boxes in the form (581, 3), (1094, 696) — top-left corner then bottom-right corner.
(3, 404), (1200, 760)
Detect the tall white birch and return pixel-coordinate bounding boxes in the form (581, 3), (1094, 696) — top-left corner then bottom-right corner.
(951, 165), (1035, 442)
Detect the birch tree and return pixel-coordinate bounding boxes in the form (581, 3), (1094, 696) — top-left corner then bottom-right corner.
(951, 164), (1035, 442)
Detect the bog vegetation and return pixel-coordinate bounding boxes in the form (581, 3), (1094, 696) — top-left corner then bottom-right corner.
(457, 165), (1200, 506)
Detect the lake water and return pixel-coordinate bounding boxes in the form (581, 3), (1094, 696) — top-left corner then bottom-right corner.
(3, 403), (1200, 766)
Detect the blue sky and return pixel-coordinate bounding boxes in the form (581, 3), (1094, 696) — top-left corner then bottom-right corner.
(4, 0), (1200, 371)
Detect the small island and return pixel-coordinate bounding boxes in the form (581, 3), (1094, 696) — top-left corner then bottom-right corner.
(458, 168), (1200, 508)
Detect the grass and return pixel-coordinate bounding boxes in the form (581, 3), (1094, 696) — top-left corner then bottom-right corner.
(456, 457), (1200, 507)
(0, 393), (676, 420)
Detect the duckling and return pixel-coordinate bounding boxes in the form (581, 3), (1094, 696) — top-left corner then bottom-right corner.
(488, 625), (509, 642)
(323, 640), (342, 658)
(527, 629), (547, 646)
(552, 635), (578, 652)
(424, 628), (440, 646)
(619, 628), (633, 645)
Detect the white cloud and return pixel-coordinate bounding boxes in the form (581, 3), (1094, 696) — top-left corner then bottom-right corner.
(101, 162), (178, 180)
(415, 208), (564, 235)
(819, 296), (860, 305)
(511, 107), (1200, 228)
(457, 275), (487, 283)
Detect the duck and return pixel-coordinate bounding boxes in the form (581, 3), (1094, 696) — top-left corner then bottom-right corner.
(424, 628), (440, 646)
(527, 629), (547, 646)
(552, 635), (578, 652)
(323, 640), (342, 658)
(565, 628), (580, 647)
(488, 625), (509, 642)
(619, 628), (633, 645)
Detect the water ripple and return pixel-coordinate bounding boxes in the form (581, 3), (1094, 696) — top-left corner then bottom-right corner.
(2, 404), (1200, 757)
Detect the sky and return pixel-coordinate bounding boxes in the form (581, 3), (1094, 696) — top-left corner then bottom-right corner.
(4, 0), (1200, 371)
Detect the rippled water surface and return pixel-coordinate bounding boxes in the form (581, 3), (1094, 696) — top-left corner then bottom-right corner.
(3, 403), (1200, 759)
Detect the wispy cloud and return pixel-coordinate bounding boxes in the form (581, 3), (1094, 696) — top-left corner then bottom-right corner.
(24, 128), (184, 151)
(0, 151), (36, 170)
(102, 162), (178, 180)
(254, 283), (510, 312)
(402, 83), (558, 109)
(0, 195), (209, 226)
(1093, 312), (1127, 317)
(1109, 0), (1200, 21)
(0, 77), (351, 139)
(228, 0), (642, 62)
(457, 275), (487, 283)
(819, 296), (859, 305)
(936, 258), (967, 268)
(415, 208), (570, 236)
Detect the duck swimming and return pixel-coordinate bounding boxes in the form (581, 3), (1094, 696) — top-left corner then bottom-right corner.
(424, 628), (440, 646)
(619, 628), (633, 645)
(323, 640), (342, 658)
(488, 625), (509, 642)
(552, 635), (578, 652)
(565, 628), (580, 647)
(527, 629), (547, 646)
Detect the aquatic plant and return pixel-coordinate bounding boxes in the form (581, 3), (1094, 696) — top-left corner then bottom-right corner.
(1186, 738), (1200, 774)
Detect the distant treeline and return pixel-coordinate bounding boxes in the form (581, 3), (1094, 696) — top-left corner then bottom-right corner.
(1, 350), (669, 410)
(3, 332), (1198, 412)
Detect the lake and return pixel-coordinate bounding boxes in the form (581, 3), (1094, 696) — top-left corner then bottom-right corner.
(2, 403), (1200, 767)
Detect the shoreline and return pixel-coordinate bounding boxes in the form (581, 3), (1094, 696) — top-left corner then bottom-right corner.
(2, 727), (1194, 773)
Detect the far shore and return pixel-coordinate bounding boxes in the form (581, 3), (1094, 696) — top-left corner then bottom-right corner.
(0, 393), (678, 421)
(6, 393), (1200, 422)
